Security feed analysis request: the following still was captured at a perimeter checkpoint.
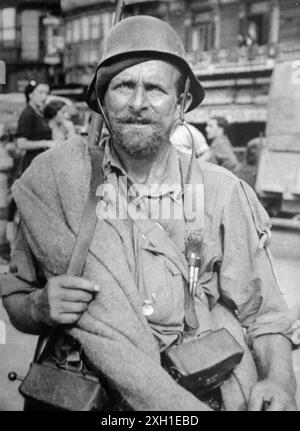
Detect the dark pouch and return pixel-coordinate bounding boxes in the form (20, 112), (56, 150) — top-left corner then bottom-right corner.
(19, 362), (108, 411)
(162, 328), (244, 397)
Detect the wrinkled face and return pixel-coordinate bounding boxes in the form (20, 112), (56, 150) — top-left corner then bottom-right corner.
(206, 119), (220, 140)
(103, 60), (180, 158)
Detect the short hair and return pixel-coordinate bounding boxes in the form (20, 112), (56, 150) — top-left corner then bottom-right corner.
(211, 116), (229, 135)
(24, 81), (49, 103)
(44, 100), (66, 121)
(24, 80), (38, 103)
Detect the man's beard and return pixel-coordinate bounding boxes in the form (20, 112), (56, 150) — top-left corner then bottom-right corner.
(106, 111), (173, 158)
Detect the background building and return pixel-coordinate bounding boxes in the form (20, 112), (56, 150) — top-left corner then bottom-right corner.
(61, 0), (300, 148)
(184, 0), (300, 147)
(0, 0), (62, 93)
(2, 1), (299, 147)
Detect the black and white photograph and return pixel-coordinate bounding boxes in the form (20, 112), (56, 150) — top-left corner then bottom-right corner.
(0, 0), (300, 415)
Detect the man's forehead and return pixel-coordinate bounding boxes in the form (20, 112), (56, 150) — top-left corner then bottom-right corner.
(111, 59), (181, 82)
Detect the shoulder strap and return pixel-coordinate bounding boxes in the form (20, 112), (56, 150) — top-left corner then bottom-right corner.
(67, 146), (104, 276)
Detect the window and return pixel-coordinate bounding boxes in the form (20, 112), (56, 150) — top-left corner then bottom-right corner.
(90, 13), (113, 40)
(73, 19), (81, 43)
(245, 14), (267, 46)
(81, 17), (90, 41)
(239, 2), (269, 48)
(66, 21), (73, 44)
(21, 10), (40, 61)
(0, 7), (16, 46)
(66, 12), (114, 44)
(102, 12), (113, 38)
(90, 15), (101, 39)
(192, 22), (214, 52)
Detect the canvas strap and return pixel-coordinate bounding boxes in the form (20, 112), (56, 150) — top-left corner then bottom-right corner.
(67, 147), (104, 276)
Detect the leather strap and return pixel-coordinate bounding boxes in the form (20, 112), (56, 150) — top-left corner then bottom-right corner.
(67, 147), (104, 277)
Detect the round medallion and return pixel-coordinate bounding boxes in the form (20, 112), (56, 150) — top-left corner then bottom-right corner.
(142, 303), (154, 317)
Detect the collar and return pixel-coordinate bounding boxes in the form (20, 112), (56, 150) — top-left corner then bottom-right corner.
(102, 140), (183, 202)
(29, 101), (43, 117)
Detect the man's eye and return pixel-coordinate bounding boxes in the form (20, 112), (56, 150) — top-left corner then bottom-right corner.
(147, 85), (163, 93)
(117, 83), (133, 90)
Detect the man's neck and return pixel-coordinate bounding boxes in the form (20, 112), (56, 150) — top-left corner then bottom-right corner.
(113, 141), (171, 185)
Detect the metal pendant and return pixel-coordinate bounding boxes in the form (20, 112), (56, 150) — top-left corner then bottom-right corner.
(142, 303), (154, 317)
(142, 293), (157, 317)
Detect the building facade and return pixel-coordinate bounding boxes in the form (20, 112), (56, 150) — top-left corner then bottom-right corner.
(61, 0), (300, 146)
(184, 0), (300, 146)
(0, 0), (62, 93)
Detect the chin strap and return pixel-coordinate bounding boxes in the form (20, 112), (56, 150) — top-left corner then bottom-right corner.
(95, 91), (113, 137)
(179, 77), (191, 125)
(179, 77), (195, 185)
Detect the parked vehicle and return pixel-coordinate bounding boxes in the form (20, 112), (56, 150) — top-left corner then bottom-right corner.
(255, 60), (300, 215)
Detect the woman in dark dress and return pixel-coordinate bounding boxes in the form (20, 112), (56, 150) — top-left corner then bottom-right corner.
(17, 80), (55, 171)
(8, 81), (55, 242)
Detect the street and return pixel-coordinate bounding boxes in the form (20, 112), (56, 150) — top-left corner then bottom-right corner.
(269, 222), (300, 409)
(0, 222), (299, 410)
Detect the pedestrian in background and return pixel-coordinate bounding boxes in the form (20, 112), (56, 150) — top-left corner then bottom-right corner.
(170, 120), (211, 161)
(236, 138), (261, 189)
(206, 116), (239, 173)
(44, 100), (76, 143)
(16, 80), (55, 172)
(8, 81), (56, 248)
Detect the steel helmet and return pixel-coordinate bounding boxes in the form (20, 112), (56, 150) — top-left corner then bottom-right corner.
(86, 15), (204, 113)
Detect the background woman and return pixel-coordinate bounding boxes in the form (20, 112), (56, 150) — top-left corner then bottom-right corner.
(17, 80), (56, 172)
(44, 100), (76, 143)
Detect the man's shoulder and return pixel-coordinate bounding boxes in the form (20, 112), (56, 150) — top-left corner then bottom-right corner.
(200, 160), (238, 184)
(17, 136), (91, 192)
(215, 136), (235, 152)
(13, 136), (94, 208)
(199, 161), (242, 209)
(34, 135), (89, 167)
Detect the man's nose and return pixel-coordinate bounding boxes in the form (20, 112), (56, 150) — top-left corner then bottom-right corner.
(129, 86), (149, 112)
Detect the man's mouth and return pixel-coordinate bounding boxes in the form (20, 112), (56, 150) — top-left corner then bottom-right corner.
(118, 118), (153, 125)
(127, 123), (151, 126)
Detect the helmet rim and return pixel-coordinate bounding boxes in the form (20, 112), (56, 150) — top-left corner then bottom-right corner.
(85, 16), (205, 113)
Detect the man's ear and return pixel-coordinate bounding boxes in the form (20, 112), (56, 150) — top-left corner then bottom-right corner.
(176, 92), (193, 124)
(179, 92), (193, 114)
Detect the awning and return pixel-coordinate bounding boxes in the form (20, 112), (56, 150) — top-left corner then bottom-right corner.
(186, 104), (267, 124)
(0, 61), (5, 85)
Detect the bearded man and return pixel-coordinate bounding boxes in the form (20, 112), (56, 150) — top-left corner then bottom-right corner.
(1, 16), (298, 411)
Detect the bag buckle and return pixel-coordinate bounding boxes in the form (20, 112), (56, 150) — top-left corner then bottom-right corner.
(56, 348), (85, 373)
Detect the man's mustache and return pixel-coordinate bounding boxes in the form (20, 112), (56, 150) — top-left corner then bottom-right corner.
(113, 114), (158, 125)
